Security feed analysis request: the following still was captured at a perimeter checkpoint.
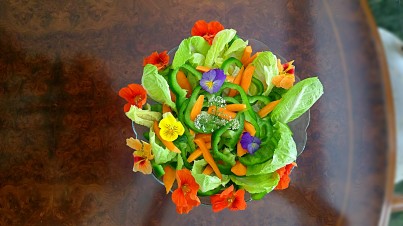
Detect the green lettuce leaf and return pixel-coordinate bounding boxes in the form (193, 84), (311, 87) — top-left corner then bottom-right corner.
(149, 129), (177, 165)
(125, 105), (162, 128)
(141, 64), (176, 110)
(204, 29), (237, 68)
(230, 172), (279, 194)
(191, 159), (230, 192)
(172, 36), (210, 69)
(251, 51), (279, 95)
(271, 77), (324, 123)
(223, 38), (248, 61)
(246, 121), (297, 176)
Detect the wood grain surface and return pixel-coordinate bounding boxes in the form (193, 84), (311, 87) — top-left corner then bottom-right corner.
(0, 0), (395, 225)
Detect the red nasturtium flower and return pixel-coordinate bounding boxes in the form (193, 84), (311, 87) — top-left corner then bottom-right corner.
(118, 84), (147, 112)
(191, 20), (224, 45)
(210, 185), (247, 212)
(172, 169), (201, 214)
(143, 51), (169, 70)
(275, 162), (297, 190)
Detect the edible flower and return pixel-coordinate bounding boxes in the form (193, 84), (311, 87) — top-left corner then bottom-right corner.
(191, 20), (224, 45)
(272, 60), (295, 89)
(275, 162), (297, 190)
(172, 169), (201, 214)
(240, 132), (261, 154)
(119, 84), (147, 112)
(126, 137), (154, 174)
(158, 112), (185, 141)
(210, 185), (247, 212)
(143, 51), (169, 71)
(200, 69), (226, 94)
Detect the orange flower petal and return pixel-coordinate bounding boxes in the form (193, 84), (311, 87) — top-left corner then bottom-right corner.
(207, 21), (224, 35)
(143, 51), (169, 70)
(191, 20), (209, 36)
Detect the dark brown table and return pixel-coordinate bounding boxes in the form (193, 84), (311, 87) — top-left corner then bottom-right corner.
(0, 0), (398, 225)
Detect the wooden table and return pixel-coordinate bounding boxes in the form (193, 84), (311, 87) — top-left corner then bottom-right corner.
(0, 0), (398, 225)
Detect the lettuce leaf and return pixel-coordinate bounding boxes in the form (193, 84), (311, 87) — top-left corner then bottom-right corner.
(204, 29), (237, 68)
(141, 64), (176, 110)
(223, 38), (248, 61)
(172, 36), (210, 69)
(271, 77), (324, 123)
(230, 172), (279, 194)
(125, 105), (162, 128)
(246, 121), (297, 176)
(191, 159), (230, 192)
(251, 51), (279, 95)
(149, 129), (177, 165)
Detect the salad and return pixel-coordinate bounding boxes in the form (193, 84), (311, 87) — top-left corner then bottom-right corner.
(119, 20), (323, 214)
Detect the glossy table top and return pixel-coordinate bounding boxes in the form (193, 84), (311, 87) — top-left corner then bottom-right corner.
(0, 0), (396, 225)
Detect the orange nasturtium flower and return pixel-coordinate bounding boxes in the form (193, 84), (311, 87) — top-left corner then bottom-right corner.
(191, 20), (224, 45)
(172, 169), (201, 214)
(143, 51), (170, 71)
(126, 138), (154, 175)
(119, 84), (147, 112)
(275, 162), (297, 190)
(272, 60), (296, 89)
(210, 185), (247, 212)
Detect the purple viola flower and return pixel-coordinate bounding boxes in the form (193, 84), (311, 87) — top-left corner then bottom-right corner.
(240, 132), (261, 154)
(200, 69), (226, 94)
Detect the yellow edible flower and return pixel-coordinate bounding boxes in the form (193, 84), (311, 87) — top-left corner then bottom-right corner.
(158, 112), (185, 141)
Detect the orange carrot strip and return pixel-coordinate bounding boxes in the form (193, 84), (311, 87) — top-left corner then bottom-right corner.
(194, 138), (222, 179)
(176, 70), (192, 97)
(153, 121), (181, 153)
(196, 65), (211, 72)
(187, 148), (203, 162)
(243, 121), (256, 136)
(189, 129), (195, 137)
(163, 165), (176, 194)
(237, 141), (248, 157)
(202, 165), (214, 175)
(208, 106), (237, 120)
(258, 99), (281, 118)
(170, 90), (176, 102)
(244, 52), (260, 66)
(231, 161), (247, 176)
(190, 95), (205, 121)
(241, 46), (252, 65)
(195, 133), (212, 143)
(228, 66), (245, 97)
(225, 104), (246, 112)
(226, 75), (235, 82)
(240, 64), (255, 93)
(162, 104), (172, 114)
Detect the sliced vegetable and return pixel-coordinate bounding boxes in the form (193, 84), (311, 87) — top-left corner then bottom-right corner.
(208, 106), (237, 120)
(258, 99), (281, 118)
(228, 66), (245, 97)
(243, 121), (256, 136)
(241, 46), (252, 65)
(203, 165), (214, 175)
(237, 141), (248, 157)
(163, 165), (176, 194)
(231, 161), (247, 176)
(225, 104), (246, 112)
(240, 64), (255, 93)
(196, 65), (211, 73)
(187, 148), (203, 162)
(194, 138), (222, 179)
(176, 70), (193, 97)
(190, 95), (205, 121)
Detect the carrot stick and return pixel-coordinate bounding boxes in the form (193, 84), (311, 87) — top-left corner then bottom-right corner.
(176, 70), (192, 97)
(258, 99), (281, 118)
(187, 148), (203, 162)
(163, 165), (176, 194)
(194, 138), (222, 179)
(231, 161), (247, 176)
(170, 90), (176, 102)
(196, 65), (211, 72)
(208, 106), (237, 120)
(225, 104), (246, 112)
(153, 121), (181, 153)
(237, 141), (248, 157)
(190, 95), (205, 121)
(162, 104), (172, 114)
(228, 66), (245, 97)
(202, 165), (214, 175)
(195, 133), (212, 143)
(244, 52), (260, 66)
(243, 121), (256, 136)
(226, 75), (235, 82)
(240, 64), (255, 93)
(241, 46), (252, 65)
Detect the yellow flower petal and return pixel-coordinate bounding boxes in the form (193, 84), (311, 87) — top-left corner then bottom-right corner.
(126, 137), (142, 151)
(160, 127), (179, 141)
(174, 121), (185, 136)
(158, 112), (185, 142)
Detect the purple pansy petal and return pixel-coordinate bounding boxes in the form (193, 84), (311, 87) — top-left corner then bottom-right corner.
(200, 69), (226, 94)
(240, 132), (261, 154)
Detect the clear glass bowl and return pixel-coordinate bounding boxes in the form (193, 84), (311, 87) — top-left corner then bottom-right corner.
(151, 38), (310, 205)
